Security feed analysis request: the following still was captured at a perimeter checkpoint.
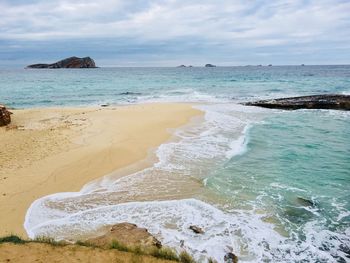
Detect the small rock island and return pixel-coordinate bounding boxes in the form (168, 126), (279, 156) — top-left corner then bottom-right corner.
(26, 56), (97, 69)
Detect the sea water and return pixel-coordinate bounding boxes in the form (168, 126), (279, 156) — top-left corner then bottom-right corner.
(1, 66), (349, 262)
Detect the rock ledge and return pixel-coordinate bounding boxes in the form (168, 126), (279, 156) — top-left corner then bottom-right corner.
(244, 94), (350, 111)
(85, 222), (161, 249)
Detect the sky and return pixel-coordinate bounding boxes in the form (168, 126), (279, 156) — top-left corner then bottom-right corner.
(0, 0), (350, 67)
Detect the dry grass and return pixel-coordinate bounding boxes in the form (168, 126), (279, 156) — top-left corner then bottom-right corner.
(0, 235), (198, 262)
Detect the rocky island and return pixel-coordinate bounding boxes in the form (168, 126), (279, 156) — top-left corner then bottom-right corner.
(26, 56), (97, 69)
(244, 94), (350, 111)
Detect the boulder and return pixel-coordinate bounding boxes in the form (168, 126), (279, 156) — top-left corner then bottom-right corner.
(26, 56), (97, 69)
(224, 252), (239, 263)
(85, 222), (161, 249)
(189, 225), (204, 234)
(244, 94), (350, 111)
(297, 197), (315, 207)
(0, 105), (12, 126)
(205, 64), (216, 67)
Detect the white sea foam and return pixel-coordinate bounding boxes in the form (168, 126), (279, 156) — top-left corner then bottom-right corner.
(25, 198), (279, 262)
(136, 89), (230, 104)
(25, 197), (350, 262)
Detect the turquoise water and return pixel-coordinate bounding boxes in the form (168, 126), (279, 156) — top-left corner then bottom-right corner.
(207, 110), (350, 261)
(1, 65), (350, 108)
(2, 66), (349, 262)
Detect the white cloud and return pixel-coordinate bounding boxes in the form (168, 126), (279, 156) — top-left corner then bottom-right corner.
(0, 0), (350, 65)
(1, 0), (349, 45)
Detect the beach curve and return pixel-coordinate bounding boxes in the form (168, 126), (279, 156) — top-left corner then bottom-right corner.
(0, 103), (202, 237)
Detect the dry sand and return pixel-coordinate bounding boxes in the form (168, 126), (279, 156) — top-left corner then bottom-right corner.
(0, 103), (202, 237)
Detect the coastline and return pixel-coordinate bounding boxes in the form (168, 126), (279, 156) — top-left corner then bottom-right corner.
(0, 103), (203, 237)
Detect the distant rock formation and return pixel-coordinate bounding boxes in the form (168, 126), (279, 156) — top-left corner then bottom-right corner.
(26, 56), (97, 69)
(177, 65), (187, 68)
(244, 94), (350, 111)
(85, 223), (161, 249)
(118, 91), (142, 96)
(0, 104), (12, 126)
(205, 64), (216, 67)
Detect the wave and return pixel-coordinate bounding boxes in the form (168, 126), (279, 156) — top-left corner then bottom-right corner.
(25, 197), (350, 262)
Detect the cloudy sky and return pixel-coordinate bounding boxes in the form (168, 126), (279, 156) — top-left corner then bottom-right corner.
(1, 0), (350, 67)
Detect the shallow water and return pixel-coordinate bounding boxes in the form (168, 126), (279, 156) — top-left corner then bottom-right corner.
(1, 66), (349, 262)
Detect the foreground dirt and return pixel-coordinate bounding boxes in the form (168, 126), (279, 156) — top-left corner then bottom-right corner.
(0, 243), (174, 263)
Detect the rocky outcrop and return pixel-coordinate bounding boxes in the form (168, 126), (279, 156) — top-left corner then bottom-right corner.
(0, 105), (12, 126)
(297, 197), (316, 207)
(189, 225), (204, 234)
(205, 64), (216, 67)
(224, 252), (239, 263)
(244, 94), (350, 111)
(85, 223), (161, 249)
(26, 56), (97, 69)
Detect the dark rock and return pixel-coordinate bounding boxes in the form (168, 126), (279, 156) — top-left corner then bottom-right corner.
(205, 64), (216, 67)
(244, 94), (350, 111)
(284, 206), (314, 223)
(100, 104), (109, 107)
(118, 92), (142, 96)
(177, 65), (187, 68)
(224, 252), (238, 263)
(86, 222), (161, 249)
(180, 240), (185, 247)
(27, 56), (97, 69)
(297, 197), (315, 207)
(189, 225), (204, 234)
(0, 104), (12, 126)
(268, 64), (272, 66)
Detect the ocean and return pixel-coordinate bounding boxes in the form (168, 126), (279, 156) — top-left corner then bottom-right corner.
(1, 66), (349, 262)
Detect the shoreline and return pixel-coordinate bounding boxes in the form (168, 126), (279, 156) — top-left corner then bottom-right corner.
(0, 103), (203, 237)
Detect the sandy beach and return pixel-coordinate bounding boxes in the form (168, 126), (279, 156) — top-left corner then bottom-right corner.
(0, 103), (202, 237)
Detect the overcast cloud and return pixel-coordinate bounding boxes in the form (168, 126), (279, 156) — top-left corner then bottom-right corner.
(1, 0), (349, 67)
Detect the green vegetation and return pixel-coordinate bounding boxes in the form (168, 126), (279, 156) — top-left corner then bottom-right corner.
(0, 235), (26, 244)
(149, 247), (179, 261)
(0, 235), (198, 262)
(207, 258), (218, 263)
(110, 240), (129, 252)
(179, 251), (196, 263)
(33, 236), (65, 246)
